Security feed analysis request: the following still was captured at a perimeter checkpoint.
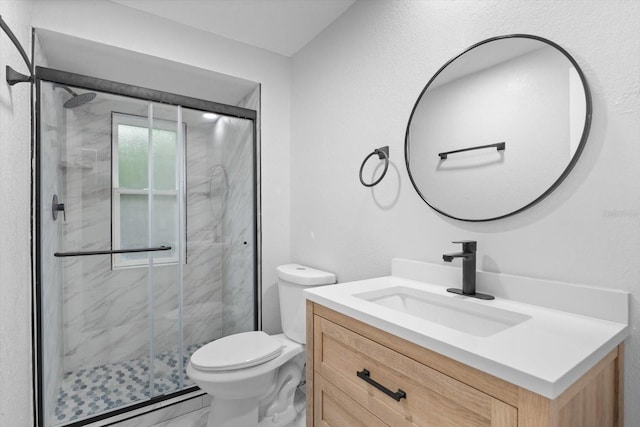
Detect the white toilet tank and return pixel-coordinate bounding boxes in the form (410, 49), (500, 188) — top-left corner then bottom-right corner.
(277, 264), (336, 344)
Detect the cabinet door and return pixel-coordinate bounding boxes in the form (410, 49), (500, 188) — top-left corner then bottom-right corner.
(314, 374), (389, 427)
(314, 315), (517, 427)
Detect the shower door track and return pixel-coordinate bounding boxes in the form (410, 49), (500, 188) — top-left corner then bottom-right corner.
(34, 66), (260, 427)
(35, 67), (257, 121)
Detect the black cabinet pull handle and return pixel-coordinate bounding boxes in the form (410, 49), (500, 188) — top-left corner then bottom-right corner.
(356, 369), (406, 401)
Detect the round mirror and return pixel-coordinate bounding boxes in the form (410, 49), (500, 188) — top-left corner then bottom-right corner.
(405, 34), (591, 221)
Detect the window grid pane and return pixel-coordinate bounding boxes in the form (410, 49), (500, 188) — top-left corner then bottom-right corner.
(118, 194), (177, 264)
(117, 124), (149, 189)
(113, 115), (180, 268)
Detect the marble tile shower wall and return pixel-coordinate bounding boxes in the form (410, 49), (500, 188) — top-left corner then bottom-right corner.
(183, 111), (226, 349)
(40, 84), (65, 426)
(58, 96), (247, 372)
(222, 87), (259, 336)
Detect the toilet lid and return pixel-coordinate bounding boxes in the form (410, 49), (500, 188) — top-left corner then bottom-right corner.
(191, 331), (284, 371)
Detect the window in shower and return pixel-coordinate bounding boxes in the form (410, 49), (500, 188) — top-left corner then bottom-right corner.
(112, 113), (184, 268)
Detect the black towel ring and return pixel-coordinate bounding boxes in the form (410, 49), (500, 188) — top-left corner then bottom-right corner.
(359, 146), (389, 187)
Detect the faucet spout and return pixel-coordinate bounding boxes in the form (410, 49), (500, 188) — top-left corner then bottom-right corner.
(442, 252), (469, 262)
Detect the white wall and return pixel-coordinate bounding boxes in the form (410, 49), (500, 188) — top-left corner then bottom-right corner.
(290, 0), (640, 424)
(31, 0), (292, 335)
(0, 1), (34, 426)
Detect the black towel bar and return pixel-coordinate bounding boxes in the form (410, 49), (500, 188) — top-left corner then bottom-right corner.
(438, 142), (505, 160)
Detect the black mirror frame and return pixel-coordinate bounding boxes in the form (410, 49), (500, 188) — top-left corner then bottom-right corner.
(404, 34), (592, 222)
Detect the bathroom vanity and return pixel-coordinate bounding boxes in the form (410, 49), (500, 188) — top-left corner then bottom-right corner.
(304, 260), (628, 427)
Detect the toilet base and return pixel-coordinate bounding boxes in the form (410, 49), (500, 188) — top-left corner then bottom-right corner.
(258, 354), (303, 426)
(205, 354), (305, 427)
(208, 396), (259, 427)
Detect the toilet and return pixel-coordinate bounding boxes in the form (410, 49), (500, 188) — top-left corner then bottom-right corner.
(187, 264), (336, 427)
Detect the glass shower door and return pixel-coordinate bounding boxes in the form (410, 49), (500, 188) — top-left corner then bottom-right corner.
(37, 74), (258, 427)
(38, 83), (186, 425)
(112, 102), (186, 398)
(179, 107), (257, 371)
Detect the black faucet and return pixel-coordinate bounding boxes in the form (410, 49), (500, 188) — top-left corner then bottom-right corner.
(443, 241), (494, 300)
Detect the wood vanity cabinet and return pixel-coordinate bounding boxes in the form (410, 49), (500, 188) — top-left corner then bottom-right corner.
(306, 301), (624, 427)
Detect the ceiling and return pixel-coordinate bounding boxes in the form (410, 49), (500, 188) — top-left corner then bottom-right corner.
(110, 0), (357, 57)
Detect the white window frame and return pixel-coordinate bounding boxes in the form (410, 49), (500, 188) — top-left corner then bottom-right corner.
(111, 112), (183, 268)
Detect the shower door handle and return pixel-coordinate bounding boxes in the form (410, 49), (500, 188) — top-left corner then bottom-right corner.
(54, 245), (172, 257)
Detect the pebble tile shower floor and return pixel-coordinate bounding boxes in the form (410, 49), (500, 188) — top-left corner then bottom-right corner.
(53, 343), (203, 425)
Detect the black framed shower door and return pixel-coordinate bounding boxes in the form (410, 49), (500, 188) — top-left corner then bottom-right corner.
(34, 67), (260, 427)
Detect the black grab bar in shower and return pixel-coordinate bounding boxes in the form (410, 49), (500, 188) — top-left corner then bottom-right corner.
(54, 245), (172, 258)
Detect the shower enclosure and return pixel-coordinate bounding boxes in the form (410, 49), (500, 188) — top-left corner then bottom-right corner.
(35, 68), (259, 427)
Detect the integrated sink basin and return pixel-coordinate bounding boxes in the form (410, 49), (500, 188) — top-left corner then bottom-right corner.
(354, 285), (531, 337)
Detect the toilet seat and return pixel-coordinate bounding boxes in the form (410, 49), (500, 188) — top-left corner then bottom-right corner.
(191, 331), (284, 372)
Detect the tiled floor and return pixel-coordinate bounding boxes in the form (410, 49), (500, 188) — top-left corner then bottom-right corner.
(52, 343), (203, 425)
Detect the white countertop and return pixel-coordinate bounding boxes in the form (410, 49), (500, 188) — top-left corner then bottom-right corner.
(304, 259), (629, 399)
